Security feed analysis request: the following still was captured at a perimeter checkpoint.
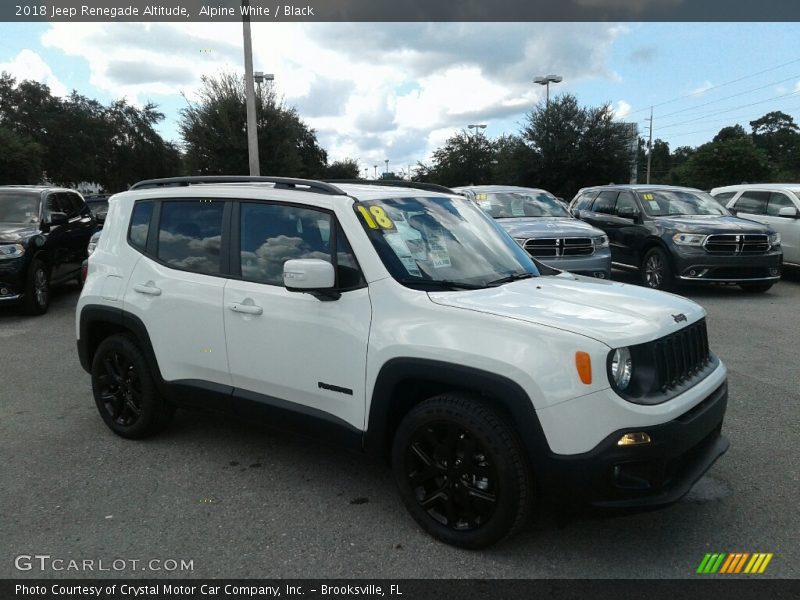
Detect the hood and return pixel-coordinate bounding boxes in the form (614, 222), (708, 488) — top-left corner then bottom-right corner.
(0, 223), (38, 242)
(498, 217), (604, 239)
(657, 215), (773, 234)
(428, 273), (705, 347)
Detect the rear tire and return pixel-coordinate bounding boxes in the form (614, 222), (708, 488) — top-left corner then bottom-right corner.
(22, 259), (50, 315)
(641, 247), (673, 291)
(740, 283), (773, 293)
(91, 334), (174, 439)
(391, 393), (532, 548)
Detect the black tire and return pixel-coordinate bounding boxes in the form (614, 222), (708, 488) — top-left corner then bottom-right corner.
(740, 283), (773, 293)
(391, 393), (532, 549)
(22, 259), (50, 315)
(91, 334), (175, 439)
(641, 247), (674, 291)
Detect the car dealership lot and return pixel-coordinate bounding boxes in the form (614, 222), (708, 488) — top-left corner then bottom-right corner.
(1, 273), (798, 579)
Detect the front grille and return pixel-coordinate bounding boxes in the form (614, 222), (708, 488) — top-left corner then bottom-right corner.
(708, 266), (771, 279)
(704, 234), (769, 254)
(523, 237), (594, 258)
(652, 320), (710, 392)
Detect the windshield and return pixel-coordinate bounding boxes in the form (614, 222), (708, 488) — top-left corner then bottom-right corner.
(0, 192), (40, 223)
(475, 190), (570, 218)
(640, 190), (730, 217)
(354, 195), (539, 289)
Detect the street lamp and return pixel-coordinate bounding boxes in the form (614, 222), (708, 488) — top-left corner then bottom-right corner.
(242, 0), (259, 175)
(467, 124), (487, 136)
(533, 74), (563, 106)
(373, 164), (378, 178)
(253, 71), (274, 86)
(384, 159), (389, 175)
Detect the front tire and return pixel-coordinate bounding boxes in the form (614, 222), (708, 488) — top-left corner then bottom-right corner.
(22, 259), (51, 315)
(740, 283), (773, 293)
(91, 334), (174, 439)
(391, 393), (532, 548)
(641, 247), (673, 291)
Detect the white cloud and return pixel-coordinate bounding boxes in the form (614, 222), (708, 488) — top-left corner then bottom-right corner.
(0, 49), (67, 96)
(38, 22), (624, 168)
(613, 100), (632, 119)
(690, 81), (714, 96)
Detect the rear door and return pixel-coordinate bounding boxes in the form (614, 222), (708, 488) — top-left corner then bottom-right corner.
(765, 192), (800, 264)
(579, 190), (626, 260)
(730, 190), (769, 223)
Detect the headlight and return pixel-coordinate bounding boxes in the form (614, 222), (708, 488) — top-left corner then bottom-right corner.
(672, 233), (707, 246)
(594, 235), (609, 248)
(769, 232), (781, 246)
(610, 347), (633, 390)
(0, 244), (25, 259)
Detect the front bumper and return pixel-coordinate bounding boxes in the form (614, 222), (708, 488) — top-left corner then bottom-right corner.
(672, 247), (782, 284)
(542, 381), (729, 509)
(0, 256), (27, 302)
(538, 249), (612, 279)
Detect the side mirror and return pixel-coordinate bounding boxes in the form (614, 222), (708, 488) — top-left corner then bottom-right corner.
(617, 207), (640, 221)
(283, 259), (339, 300)
(778, 206), (799, 218)
(48, 212), (68, 226)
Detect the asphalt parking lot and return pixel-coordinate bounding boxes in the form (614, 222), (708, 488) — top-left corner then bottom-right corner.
(1, 270), (799, 579)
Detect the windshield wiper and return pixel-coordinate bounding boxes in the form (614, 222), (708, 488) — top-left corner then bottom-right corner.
(485, 272), (536, 287)
(396, 278), (485, 291)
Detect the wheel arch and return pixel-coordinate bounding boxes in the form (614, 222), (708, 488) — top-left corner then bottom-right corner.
(638, 237), (675, 271)
(364, 358), (550, 468)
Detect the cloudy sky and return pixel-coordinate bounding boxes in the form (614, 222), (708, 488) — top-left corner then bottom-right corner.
(1, 21), (799, 177)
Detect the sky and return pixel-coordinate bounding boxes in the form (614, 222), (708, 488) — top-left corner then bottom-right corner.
(1, 21), (799, 178)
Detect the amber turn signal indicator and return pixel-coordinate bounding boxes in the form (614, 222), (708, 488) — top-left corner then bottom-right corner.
(575, 351), (592, 384)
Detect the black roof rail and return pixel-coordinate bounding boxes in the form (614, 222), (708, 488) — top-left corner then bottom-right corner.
(129, 176), (347, 195)
(324, 179), (457, 195)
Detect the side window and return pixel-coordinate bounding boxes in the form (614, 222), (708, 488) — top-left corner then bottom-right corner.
(66, 193), (85, 217)
(128, 202), (154, 252)
(46, 193), (64, 215)
(239, 203), (332, 286)
(766, 192), (795, 216)
(591, 191), (618, 215)
(572, 191), (596, 212)
(733, 191), (769, 215)
(712, 191), (736, 206)
(157, 200), (225, 275)
(615, 191), (639, 215)
(336, 231), (365, 289)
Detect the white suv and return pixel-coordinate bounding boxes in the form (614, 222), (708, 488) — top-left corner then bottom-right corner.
(77, 176), (730, 548)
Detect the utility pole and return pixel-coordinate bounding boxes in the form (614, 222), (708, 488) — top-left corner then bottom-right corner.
(242, 0), (260, 176)
(646, 106), (653, 185)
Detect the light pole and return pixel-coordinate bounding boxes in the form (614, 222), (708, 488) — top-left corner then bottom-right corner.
(373, 164), (378, 178)
(363, 167), (369, 179)
(242, 0), (259, 175)
(467, 125), (487, 184)
(384, 159), (389, 176)
(467, 124), (487, 136)
(534, 74), (563, 106)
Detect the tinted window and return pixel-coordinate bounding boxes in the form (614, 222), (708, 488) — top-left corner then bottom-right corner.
(128, 202), (154, 251)
(0, 191), (39, 223)
(476, 190), (569, 218)
(712, 191), (736, 205)
(767, 192), (795, 216)
(591, 191), (618, 214)
(46, 193), (65, 215)
(157, 201), (224, 275)
(571, 190), (597, 212)
(65, 193), (86, 217)
(240, 203), (332, 285)
(733, 191), (769, 215)
(615, 191), (639, 214)
(336, 232), (365, 289)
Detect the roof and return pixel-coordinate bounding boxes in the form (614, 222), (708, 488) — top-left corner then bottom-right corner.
(334, 183), (457, 200)
(452, 185), (553, 194)
(0, 185), (72, 193)
(710, 183), (800, 193)
(579, 184), (704, 193)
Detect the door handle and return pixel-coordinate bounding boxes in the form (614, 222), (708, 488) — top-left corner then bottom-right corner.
(133, 283), (162, 296)
(228, 302), (263, 316)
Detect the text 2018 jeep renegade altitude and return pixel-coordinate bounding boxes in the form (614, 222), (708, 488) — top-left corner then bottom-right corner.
(76, 176), (730, 548)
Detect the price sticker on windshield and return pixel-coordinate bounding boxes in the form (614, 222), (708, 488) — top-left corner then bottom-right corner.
(357, 205), (396, 230)
(643, 193), (654, 200)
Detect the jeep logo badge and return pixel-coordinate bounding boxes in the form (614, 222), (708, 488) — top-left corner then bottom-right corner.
(672, 313), (687, 323)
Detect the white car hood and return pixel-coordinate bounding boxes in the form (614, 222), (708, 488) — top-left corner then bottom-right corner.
(428, 274), (706, 347)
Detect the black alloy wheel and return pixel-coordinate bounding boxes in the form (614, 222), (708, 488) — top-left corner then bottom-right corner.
(97, 350), (143, 427)
(392, 393), (531, 548)
(642, 247), (673, 291)
(23, 260), (50, 315)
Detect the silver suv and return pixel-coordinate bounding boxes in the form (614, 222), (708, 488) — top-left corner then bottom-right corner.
(454, 185), (611, 279)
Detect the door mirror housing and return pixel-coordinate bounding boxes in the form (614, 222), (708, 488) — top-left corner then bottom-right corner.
(617, 207), (640, 222)
(283, 259), (339, 300)
(778, 206), (799, 218)
(48, 212), (68, 226)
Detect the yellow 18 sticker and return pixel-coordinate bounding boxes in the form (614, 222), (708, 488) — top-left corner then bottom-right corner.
(357, 205), (395, 230)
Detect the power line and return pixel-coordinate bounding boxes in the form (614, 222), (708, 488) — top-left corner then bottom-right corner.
(625, 56), (800, 117)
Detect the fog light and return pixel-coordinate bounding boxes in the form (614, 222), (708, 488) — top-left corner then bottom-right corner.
(595, 272), (606, 279)
(617, 432), (651, 446)
(689, 270), (696, 276)
(0, 287), (7, 295)
(769, 267), (780, 276)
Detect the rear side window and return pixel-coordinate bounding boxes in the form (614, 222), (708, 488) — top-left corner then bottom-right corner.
(766, 192), (794, 216)
(733, 191), (769, 214)
(128, 202), (153, 252)
(591, 191), (618, 214)
(571, 191), (597, 212)
(157, 201), (225, 275)
(712, 191), (736, 205)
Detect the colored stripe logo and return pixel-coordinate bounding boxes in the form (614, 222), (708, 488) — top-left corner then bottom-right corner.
(697, 553), (773, 574)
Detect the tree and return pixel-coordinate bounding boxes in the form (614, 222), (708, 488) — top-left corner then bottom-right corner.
(0, 126), (43, 184)
(415, 130), (495, 186)
(324, 158), (360, 179)
(491, 134), (537, 186)
(179, 73), (327, 178)
(637, 138), (671, 184)
(671, 137), (771, 190)
(521, 94), (635, 199)
(713, 124), (747, 143)
(749, 111), (800, 180)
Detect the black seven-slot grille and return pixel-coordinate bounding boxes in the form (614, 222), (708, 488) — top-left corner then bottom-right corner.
(704, 233), (769, 254)
(652, 320), (710, 392)
(523, 237), (594, 258)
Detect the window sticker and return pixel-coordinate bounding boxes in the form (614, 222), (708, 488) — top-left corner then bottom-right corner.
(649, 201), (660, 210)
(643, 193), (654, 200)
(511, 198), (525, 217)
(357, 205), (396, 230)
(428, 234), (451, 268)
(384, 232), (422, 277)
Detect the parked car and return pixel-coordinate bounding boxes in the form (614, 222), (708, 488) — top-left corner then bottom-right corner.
(78, 176), (729, 548)
(0, 185), (96, 314)
(84, 194), (110, 228)
(710, 183), (800, 267)
(81, 230), (102, 285)
(569, 184), (782, 293)
(454, 185), (611, 279)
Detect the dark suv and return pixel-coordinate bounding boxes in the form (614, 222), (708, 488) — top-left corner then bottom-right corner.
(0, 186), (97, 314)
(569, 185), (782, 293)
